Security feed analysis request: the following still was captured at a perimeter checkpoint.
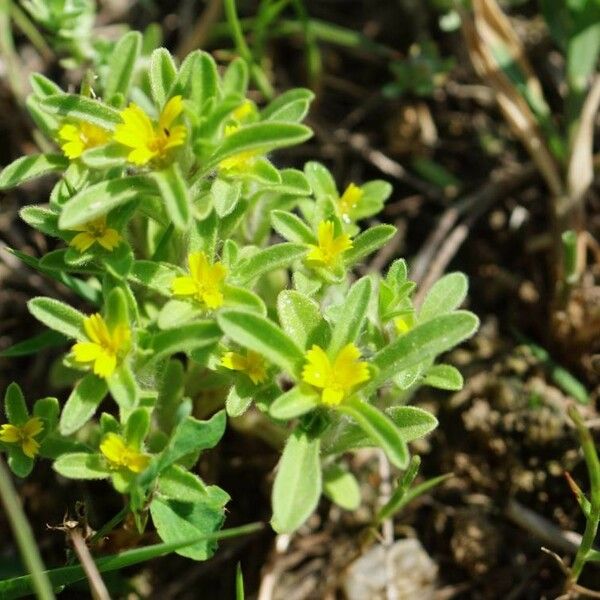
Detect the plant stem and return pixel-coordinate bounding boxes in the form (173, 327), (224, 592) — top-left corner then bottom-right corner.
(569, 406), (600, 583)
(223, 0), (274, 100)
(0, 458), (55, 600)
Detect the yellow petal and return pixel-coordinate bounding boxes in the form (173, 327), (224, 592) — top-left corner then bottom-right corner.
(97, 228), (122, 251)
(188, 252), (208, 281)
(125, 452), (150, 473)
(317, 221), (335, 247)
(0, 424), (21, 443)
(202, 289), (224, 309)
(159, 96), (184, 130)
(115, 103), (154, 146)
(222, 351), (245, 371)
(70, 232), (95, 252)
(127, 146), (156, 166)
(322, 387), (344, 406)
(333, 343), (370, 389)
(93, 351), (117, 378)
(163, 125), (187, 150)
(339, 183), (363, 214)
(172, 276), (197, 296)
(302, 345), (332, 389)
(305, 244), (326, 265)
(84, 314), (110, 345)
(22, 437), (40, 458)
(330, 233), (353, 256)
(100, 433), (127, 466)
(58, 124), (79, 142)
(61, 140), (85, 159)
(72, 341), (103, 363)
(22, 417), (44, 437)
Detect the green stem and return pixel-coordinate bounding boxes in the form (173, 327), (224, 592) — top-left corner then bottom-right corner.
(0, 0), (25, 101)
(569, 406), (600, 583)
(223, 0), (274, 100)
(0, 458), (55, 600)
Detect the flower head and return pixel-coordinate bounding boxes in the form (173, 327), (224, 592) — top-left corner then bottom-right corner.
(72, 314), (131, 378)
(306, 221), (353, 268)
(232, 100), (255, 122)
(171, 252), (227, 309)
(58, 122), (109, 159)
(394, 312), (415, 335)
(100, 433), (149, 473)
(302, 343), (370, 406)
(113, 96), (186, 166)
(69, 216), (121, 253)
(218, 124), (258, 174)
(0, 417), (44, 458)
(338, 183), (363, 217)
(222, 350), (267, 384)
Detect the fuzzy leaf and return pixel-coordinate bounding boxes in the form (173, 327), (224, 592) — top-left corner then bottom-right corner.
(59, 375), (108, 435)
(53, 453), (109, 479)
(4, 383), (28, 425)
(323, 464), (360, 510)
(0, 154), (68, 190)
(261, 88), (314, 122)
(40, 94), (122, 129)
(344, 224), (396, 266)
(423, 364), (464, 390)
(27, 297), (85, 340)
(419, 273), (468, 322)
(271, 210), (315, 244)
(152, 164), (190, 230)
(233, 243), (307, 285)
(59, 176), (157, 229)
(149, 322), (222, 361)
(277, 290), (328, 351)
(269, 385), (320, 420)
(217, 310), (304, 375)
(105, 31), (141, 102)
(150, 47), (178, 107)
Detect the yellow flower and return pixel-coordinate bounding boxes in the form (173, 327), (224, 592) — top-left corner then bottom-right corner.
(0, 417), (44, 458)
(232, 100), (255, 122)
(100, 433), (150, 474)
(218, 124), (258, 173)
(338, 183), (363, 216)
(306, 221), (353, 268)
(58, 122), (110, 159)
(171, 252), (227, 309)
(113, 96), (186, 166)
(222, 350), (267, 384)
(302, 343), (370, 406)
(394, 313), (415, 335)
(72, 314), (131, 379)
(69, 216), (121, 253)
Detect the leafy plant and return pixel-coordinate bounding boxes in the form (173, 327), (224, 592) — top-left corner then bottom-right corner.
(0, 23), (478, 592)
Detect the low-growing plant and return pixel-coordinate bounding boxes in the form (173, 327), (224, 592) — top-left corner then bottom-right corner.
(0, 21), (478, 591)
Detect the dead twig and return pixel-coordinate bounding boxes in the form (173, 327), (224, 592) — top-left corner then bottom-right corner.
(69, 528), (111, 600)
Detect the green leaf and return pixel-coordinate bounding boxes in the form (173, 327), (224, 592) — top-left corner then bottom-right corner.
(304, 161), (337, 200)
(59, 176), (157, 229)
(225, 386), (253, 418)
(328, 277), (371, 357)
(223, 285), (267, 315)
(157, 465), (208, 502)
(149, 486), (229, 560)
(323, 464), (360, 510)
(271, 210), (315, 244)
(0, 330), (67, 358)
(53, 453), (108, 479)
(222, 57), (249, 96)
(385, 406), (439, 442)
(40, 94), (122, 129)
(271, 427), (322, 534)
(30, 73), (63, 97)
(233, 243), (307, 285)
(204, 122), (312, 171)
(149, 411), (227, 477)
(418, 273), (468, 322)
(108, 364), (138, 411)
(80, 144), (127, 169)
(0, 154), (68, 190)
(152, 164), (191, 230)
(129, 260), (180, 296)
(269, 385), (319, 420)
(124, 408), (150, 448)
(424, 364), (463, 390)
(0, 523), (262, 598)
(105, 31), (142, 102)
(149, 322), (222, 361)
(19, 206), (60, 237)
(217, 310), (304, 375)
(261, 88), (314, 122)
(343, 224), (396, 266)
(59, 374), (108, 435)
(4, 383), (28, 425)
(7, 452), (34, 478)
(150, 48), (178, 107)
(27, 297), (85, 340)
(190, 51), (219, 109)
(277, 290), (328, 351)
(211, 178), (241, 217)
(365, 311), (479, 393)
(338, 399), (409, 468)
